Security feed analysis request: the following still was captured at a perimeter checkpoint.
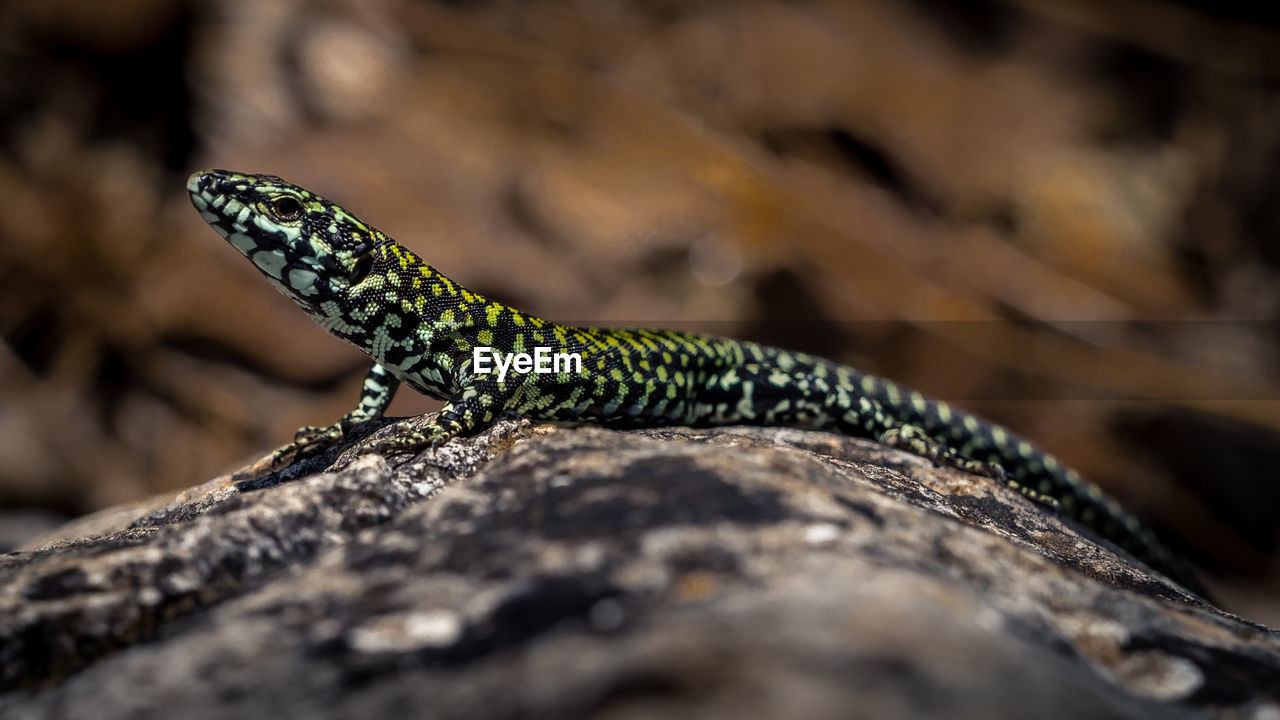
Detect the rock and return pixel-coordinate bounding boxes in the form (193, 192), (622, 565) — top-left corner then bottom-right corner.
(1, 418), (1278, 719)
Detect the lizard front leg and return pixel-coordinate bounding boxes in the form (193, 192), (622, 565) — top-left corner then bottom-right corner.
(272, 363), (400, 469)
(356, 374), (525, 461)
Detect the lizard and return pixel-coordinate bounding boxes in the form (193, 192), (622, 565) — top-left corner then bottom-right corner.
(186, 168), (1208, 597)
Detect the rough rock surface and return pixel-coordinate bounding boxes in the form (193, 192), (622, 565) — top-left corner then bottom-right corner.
(1, 417), (1278, 719)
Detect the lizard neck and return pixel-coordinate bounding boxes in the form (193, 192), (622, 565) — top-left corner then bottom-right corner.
(318, 239), (536, 399)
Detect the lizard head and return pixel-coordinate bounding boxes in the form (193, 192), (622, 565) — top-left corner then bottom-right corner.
(187, 169), (383, 308)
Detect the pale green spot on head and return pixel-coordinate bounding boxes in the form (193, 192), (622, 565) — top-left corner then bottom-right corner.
(251, 249), (288, 279)
(227, 231), (259, 256)
(288, 268), (319, 295)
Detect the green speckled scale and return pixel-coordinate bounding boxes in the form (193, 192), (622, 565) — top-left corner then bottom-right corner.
(187, 169), (1206, 596)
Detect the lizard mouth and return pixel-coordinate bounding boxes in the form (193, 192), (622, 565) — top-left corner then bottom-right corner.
(187, 169), (323, 296)
(187, 169), (258, 243)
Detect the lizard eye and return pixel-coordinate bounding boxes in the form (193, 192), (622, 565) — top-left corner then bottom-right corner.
(349, 252), (374, 284)
(269, 196), (304, 221)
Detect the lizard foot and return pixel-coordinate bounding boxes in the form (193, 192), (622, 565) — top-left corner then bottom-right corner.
(879, 425), (1061, 511)
(270, 422), (348, 470)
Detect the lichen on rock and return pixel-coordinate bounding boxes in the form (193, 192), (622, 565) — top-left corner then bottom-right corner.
(1, 419), (1278, 719)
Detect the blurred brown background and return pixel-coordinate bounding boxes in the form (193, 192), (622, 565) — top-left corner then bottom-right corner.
(1, 0), (1278, 620)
